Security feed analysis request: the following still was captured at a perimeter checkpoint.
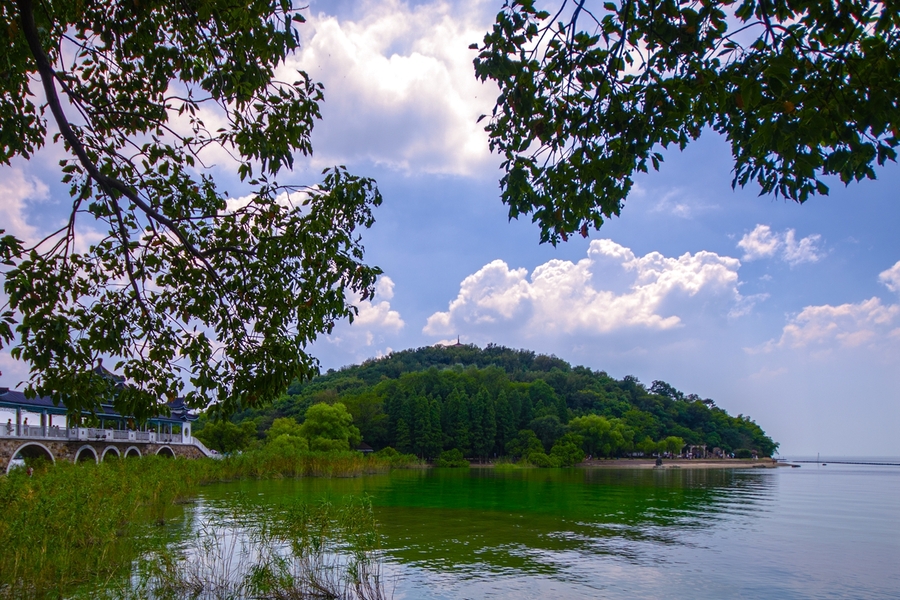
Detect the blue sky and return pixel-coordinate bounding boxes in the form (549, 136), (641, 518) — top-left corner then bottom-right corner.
(2, 0), (899, 455)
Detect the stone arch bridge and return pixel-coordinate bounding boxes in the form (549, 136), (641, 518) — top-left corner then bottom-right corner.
(1, 383), (214, 474)
(0, 430), (210, 473)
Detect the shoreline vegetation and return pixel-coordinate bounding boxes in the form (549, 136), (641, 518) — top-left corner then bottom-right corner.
(0, 450), (403, 600)
(199, 345), (779, 466)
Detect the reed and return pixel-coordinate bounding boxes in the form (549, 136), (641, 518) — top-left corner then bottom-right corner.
(0, 446), (402, 599)
(0, 457), (198, 598)
(104, 495), (389, 600)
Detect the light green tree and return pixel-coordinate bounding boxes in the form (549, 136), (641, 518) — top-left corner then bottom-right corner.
(665, 436), (686, 457)
(194, 420), (256, 454)
(550, 432), (585, 466)
(266, 417), (305, 443)
(568, 414), (612, 456)
(299, 402), (362, 452)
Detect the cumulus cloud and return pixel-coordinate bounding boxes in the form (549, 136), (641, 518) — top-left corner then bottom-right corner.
(287, 0), (496, 175)
(752, 263), (900, 354)
(737, 224), (780, 260)
(737, 224), (824, 266)
(348, 275), (404, 332)
(879, 260), (900, 293)
(424, 240), (744, 338)
(762, 297), (900, 352)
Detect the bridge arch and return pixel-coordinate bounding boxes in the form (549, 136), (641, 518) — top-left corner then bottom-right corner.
(75, 445), (99, 464)
(156, 446), (175, 458)
(101, 447), (120, 461)
(6, 442), (55, 474)
(124, 446), (141, 458)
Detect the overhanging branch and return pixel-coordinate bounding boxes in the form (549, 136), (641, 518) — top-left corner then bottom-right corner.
(17, 0), (221, 281)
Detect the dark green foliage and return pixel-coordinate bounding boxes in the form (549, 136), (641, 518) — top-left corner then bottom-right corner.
(474, 0), (900, 244)
(506, 429), (544, 459)
(529, 415), (566, 452)
(252, 345), (777, 459)
(434, 448), (470, 468)
(0, 0), (382, 419)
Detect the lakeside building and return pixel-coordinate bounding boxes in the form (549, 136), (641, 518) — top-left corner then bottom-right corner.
(0, 364), (213, 472)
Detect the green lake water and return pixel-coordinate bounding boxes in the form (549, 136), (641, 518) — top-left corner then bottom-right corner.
(182, 463), (899, 599)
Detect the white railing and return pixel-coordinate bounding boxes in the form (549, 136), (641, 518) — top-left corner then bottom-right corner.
(0, 426), (190, 444)
(46, 427), (68, 439)
(191, 437), (219, 458)
(87, 428), (108, 440)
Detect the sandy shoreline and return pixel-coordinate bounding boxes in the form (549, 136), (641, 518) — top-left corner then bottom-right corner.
(467, 458), (791, 470)
(577, 458), (788, 469)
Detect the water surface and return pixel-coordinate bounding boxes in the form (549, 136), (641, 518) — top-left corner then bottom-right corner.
(190, 464), (900, 599)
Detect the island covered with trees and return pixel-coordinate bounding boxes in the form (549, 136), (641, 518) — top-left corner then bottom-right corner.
(195, 344), (777, 465)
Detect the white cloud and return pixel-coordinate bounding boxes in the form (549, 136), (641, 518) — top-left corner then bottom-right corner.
(349, 275), (404, 332)
(737, 224), (780, 260)
(375, 276), (395, 300)
(326, 275), (404, 356)
(782, 229), (824, 266)
(0, 166), (48, 245)
(424, 240), (744, 338)
(737, 224), (824, 266)
(878, 260), (900, 293)
(760, 297), (900, 352)
(289, 0), (496, 175)
(648, 188), (718, 219)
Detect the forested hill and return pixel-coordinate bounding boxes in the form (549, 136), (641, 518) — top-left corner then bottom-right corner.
(227, 344), (778, 458)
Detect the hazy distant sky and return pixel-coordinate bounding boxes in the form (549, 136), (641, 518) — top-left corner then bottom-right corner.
(2, 0), (898, 455)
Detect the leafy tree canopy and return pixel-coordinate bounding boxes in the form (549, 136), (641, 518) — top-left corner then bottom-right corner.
(474, 0), (900, 243)
(194, 419), (256, 454)
(0, 0), (381, 419)
(266, 416), (304, 441)
(299, 402), (362, 452)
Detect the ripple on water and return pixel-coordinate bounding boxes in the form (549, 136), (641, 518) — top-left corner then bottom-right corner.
(188, 465), (900, 599)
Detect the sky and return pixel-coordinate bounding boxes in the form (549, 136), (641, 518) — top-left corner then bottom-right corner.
(2, 0), (899, 456)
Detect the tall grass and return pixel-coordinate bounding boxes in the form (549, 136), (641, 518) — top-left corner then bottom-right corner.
(0, 447), (411, 598)
(122, 495), (388, 600)
(0, 457), (197, 598)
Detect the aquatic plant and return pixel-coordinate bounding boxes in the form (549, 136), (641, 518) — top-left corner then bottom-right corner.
(124, 495), (387, 600)
(0, 447), (399, 599)
(0, 457), (197, 598)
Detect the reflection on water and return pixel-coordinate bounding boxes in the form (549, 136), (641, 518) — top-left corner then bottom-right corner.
(370, 468), (776, 576)
(184, 465), (900, 599)
(188, 467), (791, 599)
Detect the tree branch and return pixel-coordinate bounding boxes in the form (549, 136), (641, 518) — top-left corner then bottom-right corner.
(17, 0), (221, 282)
